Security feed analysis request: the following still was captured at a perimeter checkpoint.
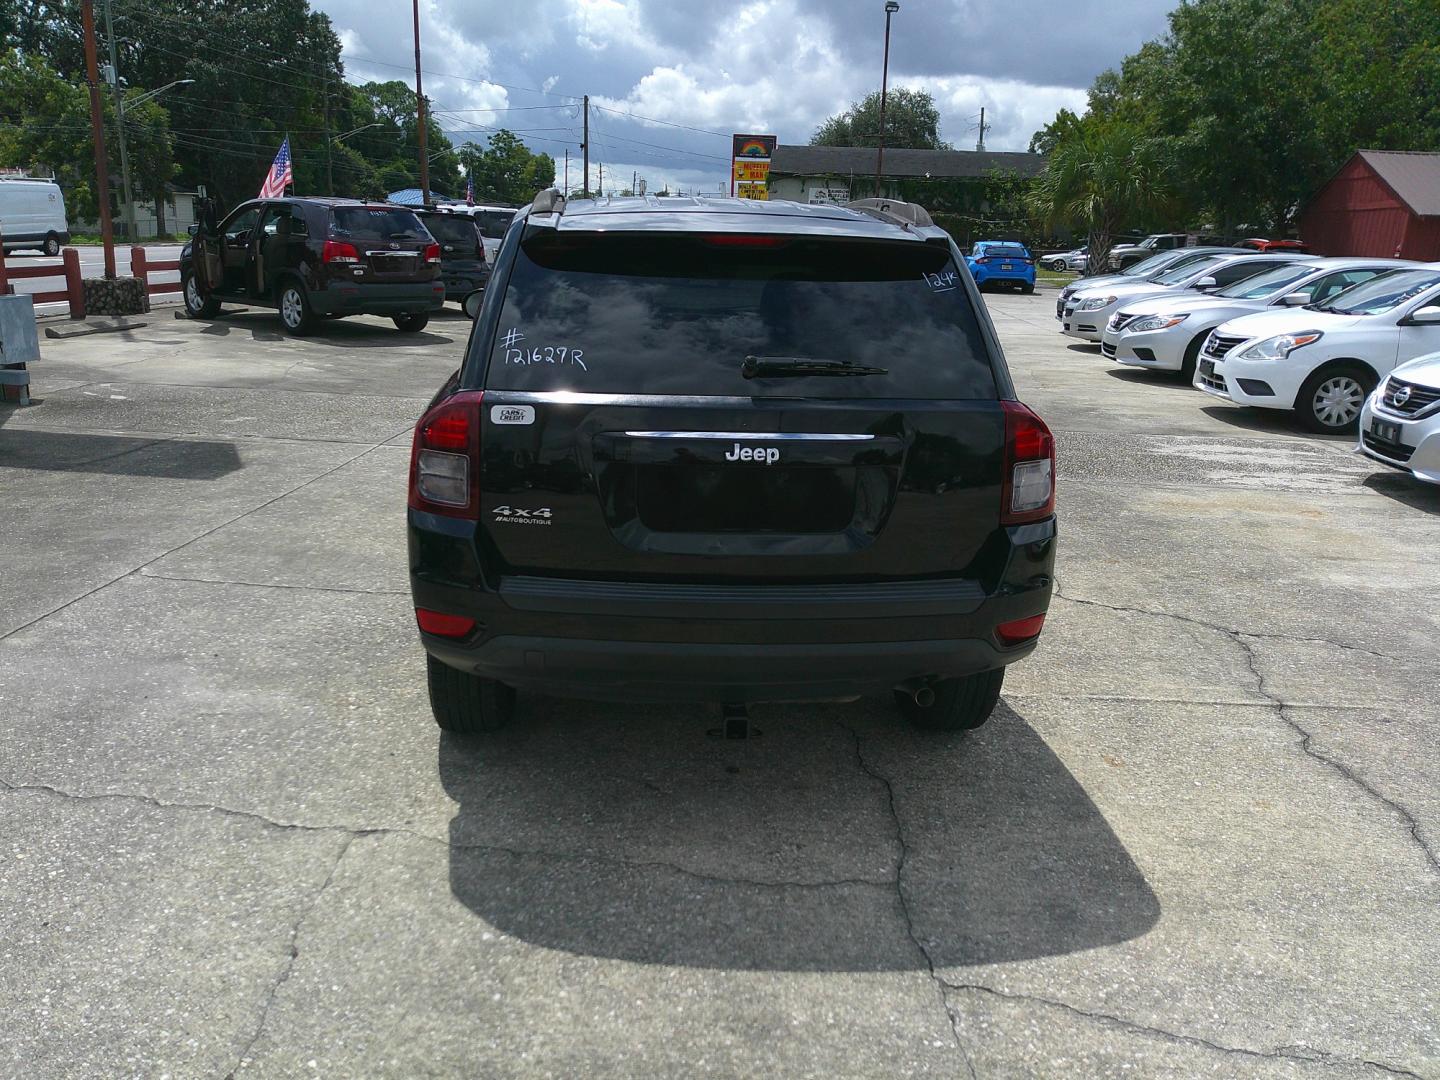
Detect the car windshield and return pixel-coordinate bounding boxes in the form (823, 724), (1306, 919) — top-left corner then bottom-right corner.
(1322, 269), (1440, 315)
(330, 206), (427, 241)
(474, 209), (516, 239)
(1124, 251), (1187, 277)
(422, 214), (480, 246)
(480, 232), (998, 399)
(1216, 263), (1315, 299)
(1156, 257), (1223, 286)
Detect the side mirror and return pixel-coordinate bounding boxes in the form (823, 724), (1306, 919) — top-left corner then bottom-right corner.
(1407, 305), (1440, 325)
(187, 223), (199, 236)
(1281, 291), (1311, 306)
(463, 289), (484, 320)
(1194, 276), (1218, 290)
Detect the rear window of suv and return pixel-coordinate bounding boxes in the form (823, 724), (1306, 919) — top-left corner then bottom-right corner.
(330, 206), (428, 241)
(479, 231), (998, 399)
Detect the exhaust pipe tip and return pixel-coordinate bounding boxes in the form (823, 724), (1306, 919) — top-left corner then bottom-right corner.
(912, 685), (935, 708)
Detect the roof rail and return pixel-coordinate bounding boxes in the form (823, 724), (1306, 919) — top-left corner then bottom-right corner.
(844, 198), (934, 229)
(531, 188), (565, 217)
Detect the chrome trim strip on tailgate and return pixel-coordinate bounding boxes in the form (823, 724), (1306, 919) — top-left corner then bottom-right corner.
(623, 431), (875, 441)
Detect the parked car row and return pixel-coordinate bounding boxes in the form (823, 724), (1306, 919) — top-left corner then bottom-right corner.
(1058, 252), (1440, 482)
(180, 196), (500, 335)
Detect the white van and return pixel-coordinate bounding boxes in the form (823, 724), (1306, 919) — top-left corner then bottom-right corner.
(0, 178), (71, 255)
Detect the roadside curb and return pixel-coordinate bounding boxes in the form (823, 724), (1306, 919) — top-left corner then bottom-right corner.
(44, 318), (148, 339)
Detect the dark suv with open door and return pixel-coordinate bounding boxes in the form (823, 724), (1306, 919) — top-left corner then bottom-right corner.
(181, 197), (445, 334)
(408, 192), (1056, 734)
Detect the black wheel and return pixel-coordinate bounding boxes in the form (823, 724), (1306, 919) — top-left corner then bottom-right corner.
(42, 233), (61, 257)
(894, 668), (1005, 732)
(278, 281), (315, 336)
(1180, 332), (1207, 382)
(1296, 363), (1374, 434)
(426, 654), (515, 734)
(393, 312), (429, 333)
(1021, 282), (1035, 295)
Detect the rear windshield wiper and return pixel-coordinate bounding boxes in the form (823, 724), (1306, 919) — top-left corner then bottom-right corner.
(742, 356), (888, 379)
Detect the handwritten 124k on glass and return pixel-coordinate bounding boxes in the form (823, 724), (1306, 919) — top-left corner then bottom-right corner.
(500, 329), (587, 370)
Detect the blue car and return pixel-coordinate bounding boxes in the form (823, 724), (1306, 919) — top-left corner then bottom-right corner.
(967, 241), (1036, 293)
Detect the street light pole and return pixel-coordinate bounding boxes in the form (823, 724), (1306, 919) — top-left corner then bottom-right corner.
(413, 0), (430, 206)
(100, 0), (138, 244)
(875, 1), (899, 199)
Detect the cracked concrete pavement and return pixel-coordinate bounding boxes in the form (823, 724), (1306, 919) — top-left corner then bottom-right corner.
(1, 296), (1437, 1078)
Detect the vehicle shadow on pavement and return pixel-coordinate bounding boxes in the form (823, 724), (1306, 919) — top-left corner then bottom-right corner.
(436, 698), (1160, 971)
(1197, 404), (1350, 442)
(193, 312), (456, 349)
(1103, 368), (1192, 392)
(1362, 471), (1440, 513)
(0, 428), (241, 479)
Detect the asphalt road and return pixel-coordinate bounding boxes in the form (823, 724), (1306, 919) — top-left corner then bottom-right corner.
(3, 243), (184, 310)
(1, 295), (1437, 1078)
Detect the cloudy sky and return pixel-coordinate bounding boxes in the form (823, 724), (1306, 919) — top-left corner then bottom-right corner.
(314, 0), (1178, 197)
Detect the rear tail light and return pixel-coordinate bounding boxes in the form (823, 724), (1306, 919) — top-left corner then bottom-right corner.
(1000, 401), (1056, 525)
(974, 257), (991, 264)
(322, 240), (360, 264)
(415, 609), (476, 638)
(409, 390), (484, 517)
(424, 242), (442, 264)
(996, 613), (1046, 646)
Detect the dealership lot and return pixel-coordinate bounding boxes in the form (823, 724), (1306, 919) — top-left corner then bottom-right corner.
(2, 294), (1437, 1077)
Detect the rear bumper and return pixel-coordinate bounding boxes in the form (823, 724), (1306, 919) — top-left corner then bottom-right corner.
(408, 514), (1056, 703)
(308, 280), (445, 316)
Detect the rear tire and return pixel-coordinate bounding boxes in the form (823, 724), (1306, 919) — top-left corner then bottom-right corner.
(278, 281), (315, 336)
(43, 233), (61, 256)
(1021, 283), (1035, 295)
(1296, 363), (1374, 434)
(393, 313), (429, 333)
(426, 654), (516, 735)
(182, 271), (221, 319)
(894, 668), (1004, 732)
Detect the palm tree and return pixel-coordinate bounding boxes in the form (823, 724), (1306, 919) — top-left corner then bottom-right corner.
(1028, 121), (1176, 273)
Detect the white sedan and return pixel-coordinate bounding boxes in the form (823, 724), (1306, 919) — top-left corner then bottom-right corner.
(1357, 352), (1440, 484)
(1061, 253), (1310, 342)
(1041, 247), (1087, 272)
(1194, 266), (1440, 433)
(1101, 258), (1409, 379)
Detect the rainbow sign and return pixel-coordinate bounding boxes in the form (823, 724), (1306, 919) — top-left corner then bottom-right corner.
(731, 133), (777, 198)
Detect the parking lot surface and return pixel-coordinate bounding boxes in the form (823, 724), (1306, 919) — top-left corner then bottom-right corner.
(2, 294), (1438, 1078)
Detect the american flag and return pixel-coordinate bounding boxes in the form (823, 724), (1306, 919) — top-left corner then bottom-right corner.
(466, 173), (474, 206)
(259, 138), (293, 198)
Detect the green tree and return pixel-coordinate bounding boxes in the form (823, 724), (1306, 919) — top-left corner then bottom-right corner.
(0, 49), (174, 223)
(345, 80), (460, 197)
(457, 129), (554, 205)
(1026, 119), (1176, 272)
(811, 88), (950, 150)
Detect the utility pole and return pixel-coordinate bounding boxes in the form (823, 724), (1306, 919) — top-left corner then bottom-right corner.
(598, 161), (603, 198)
(101, 0), (137, 243)
(412, 0), (430, 206)
(632, 169), (637, 196)
(81, 0), (116, 278)
(875, 1), (899, 199)
(581, 95), (589, 198)
(563, 148), (568, 194)
(975, 107), (990, 153)
(324, 72), (333, 196)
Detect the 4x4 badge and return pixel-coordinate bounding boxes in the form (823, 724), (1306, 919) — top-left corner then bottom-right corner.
(492, 506), (553, 526)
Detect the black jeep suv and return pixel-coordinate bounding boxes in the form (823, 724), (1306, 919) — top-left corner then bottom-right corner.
(181, 197), (445, 334)
(408, 193), (1056, 734)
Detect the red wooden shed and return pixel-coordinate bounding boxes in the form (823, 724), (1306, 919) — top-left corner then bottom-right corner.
(1299, 150), (1440, 259)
